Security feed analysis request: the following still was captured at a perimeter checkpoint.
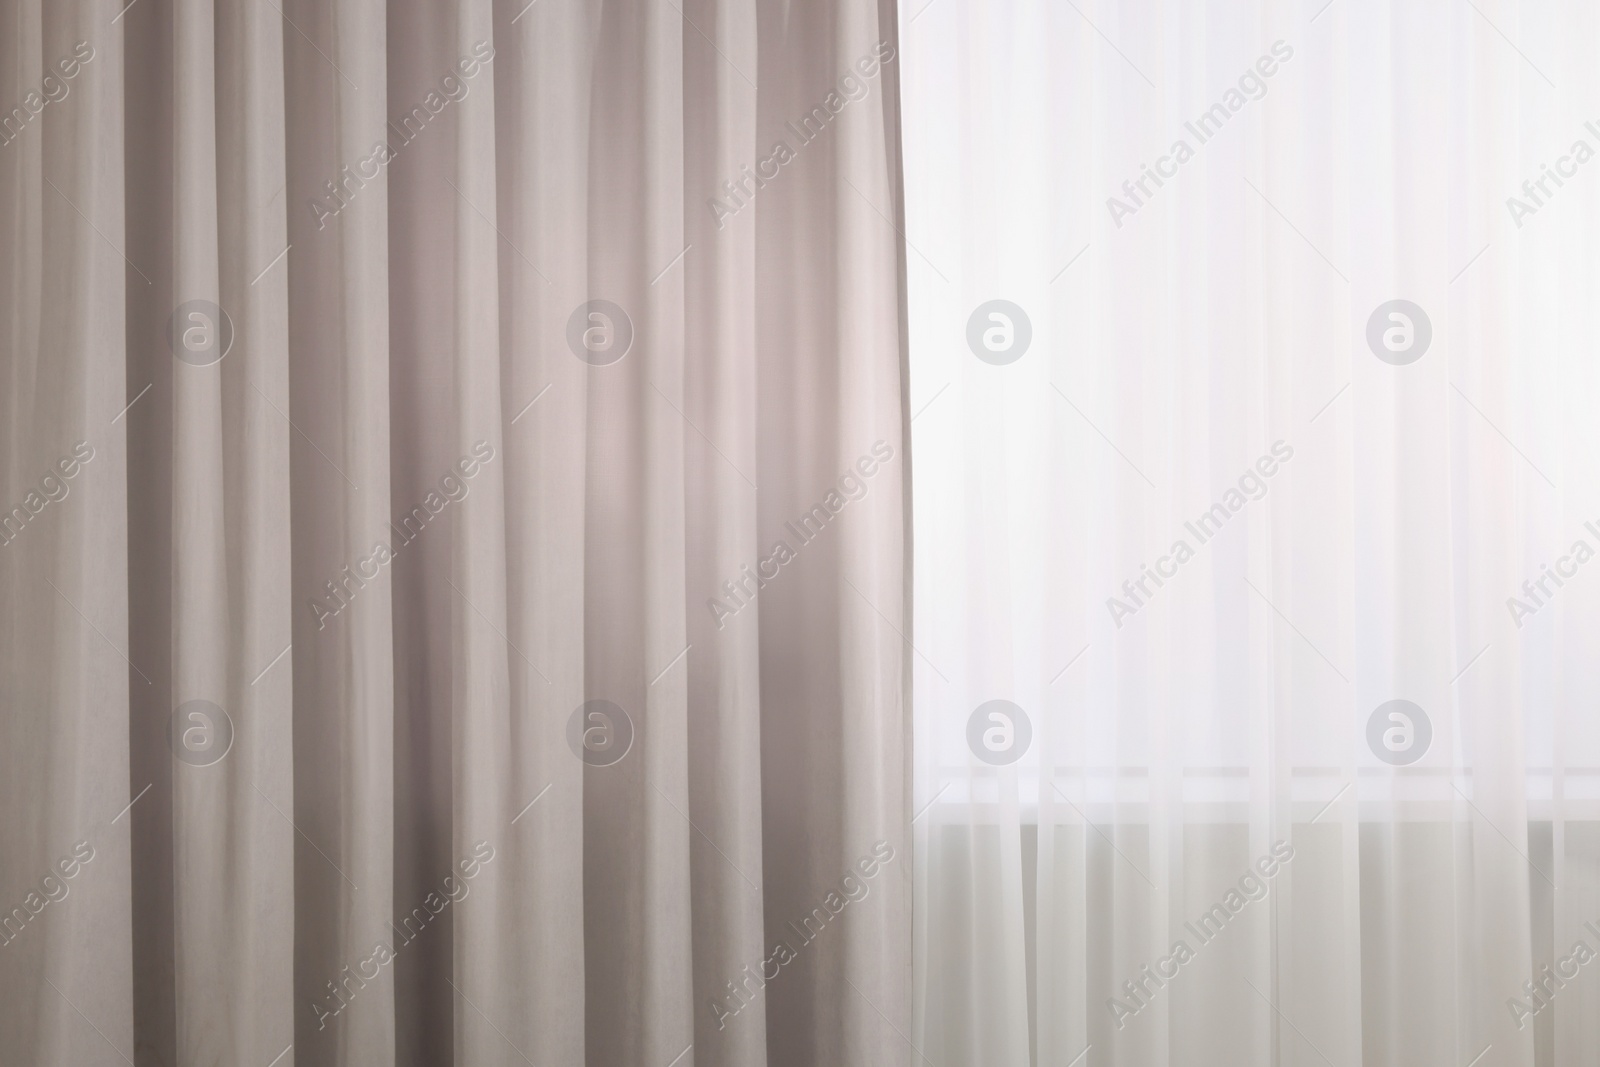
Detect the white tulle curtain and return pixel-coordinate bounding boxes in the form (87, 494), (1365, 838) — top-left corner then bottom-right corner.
(904, 1), (1600, 1065)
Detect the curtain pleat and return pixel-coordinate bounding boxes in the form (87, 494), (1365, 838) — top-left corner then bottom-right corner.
(1, 1), (908, 1066)
(1, 1), (134, 1064)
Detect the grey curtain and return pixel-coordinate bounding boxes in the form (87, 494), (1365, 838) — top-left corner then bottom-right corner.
(0, 1), (911, 1065)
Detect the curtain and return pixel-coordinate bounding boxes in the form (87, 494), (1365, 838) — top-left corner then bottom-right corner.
(905, 2), (1600, 1066)
(0, 1), (910, 1065)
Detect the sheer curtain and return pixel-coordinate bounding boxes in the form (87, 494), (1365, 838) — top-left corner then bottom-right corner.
(905, 2), (1600, 1065)
(0, 1), (909, 1065)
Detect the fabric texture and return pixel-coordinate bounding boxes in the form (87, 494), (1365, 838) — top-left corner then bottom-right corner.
(0, 2), (910, 1065)
(903, 2), (1600, 1066)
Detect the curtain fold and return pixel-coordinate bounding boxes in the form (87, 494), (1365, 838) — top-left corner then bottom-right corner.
(0, 1), (910, 1065)
(1, 2), (134, 1066)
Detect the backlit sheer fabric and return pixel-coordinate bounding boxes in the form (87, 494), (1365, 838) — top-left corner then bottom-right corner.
(0, 1), (910, 1065)
(905, 2), (1600, 1066)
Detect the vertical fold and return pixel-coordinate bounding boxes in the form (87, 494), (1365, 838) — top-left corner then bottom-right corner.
(492, 0), (592, 1060)
(284, 0), (395, 1062)
(0, 0), (132, 1064)
(443, 0), (515, 1064)
(682, 0), (768, 1064)
(167, 5), (231, 1055)
(831, 0), (912, 1063)
(755, 0), (910, 1063)
(165, 0), (295, 1062)
(582, 2), (695, 1064)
